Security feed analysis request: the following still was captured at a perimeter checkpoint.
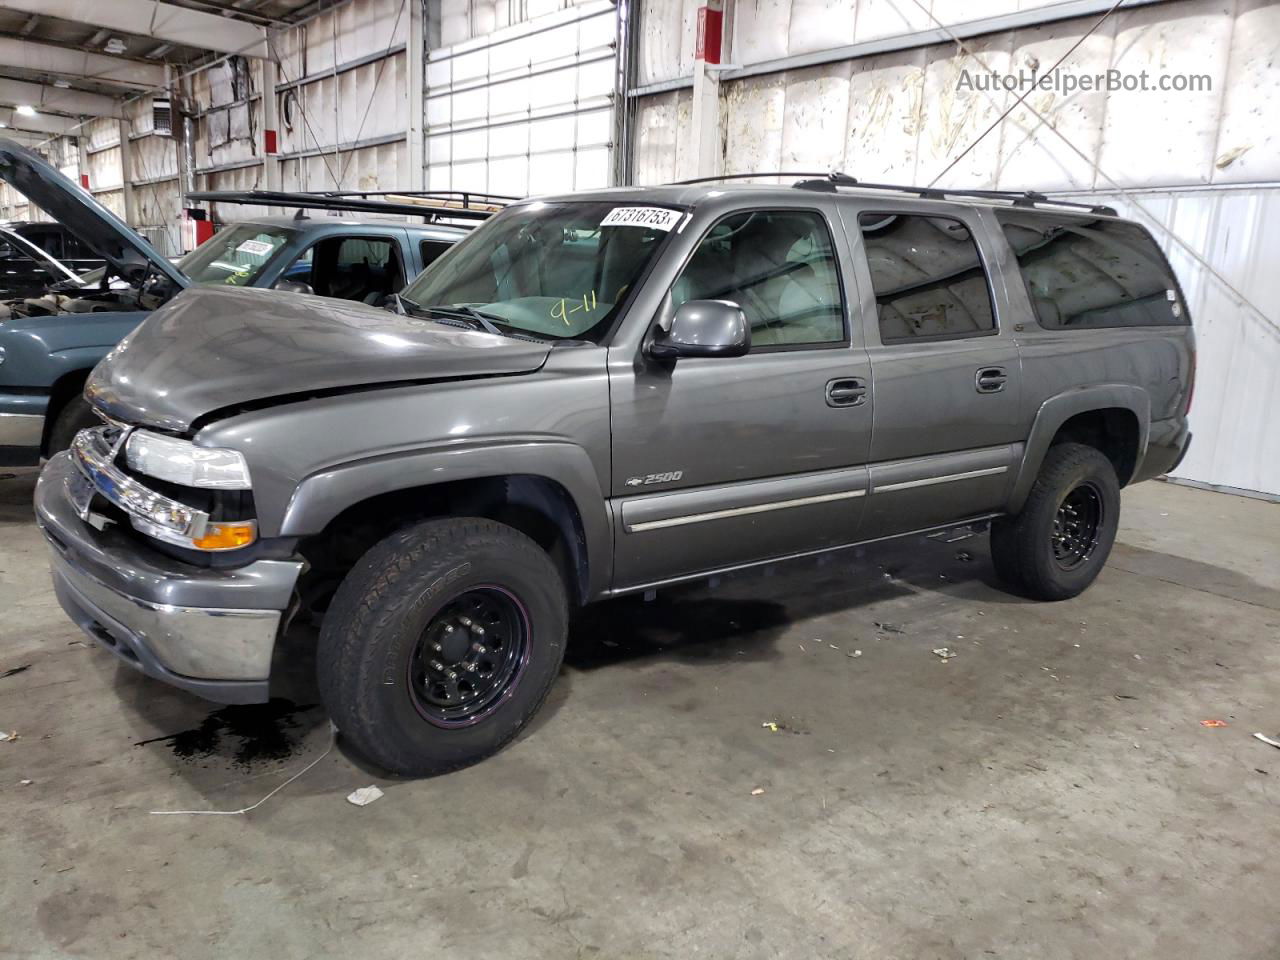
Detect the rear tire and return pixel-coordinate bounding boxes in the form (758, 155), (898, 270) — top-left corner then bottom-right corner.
(317, 517), (568, 777)
(990, 442), (1120, 601)
(47, 396), (97, 456)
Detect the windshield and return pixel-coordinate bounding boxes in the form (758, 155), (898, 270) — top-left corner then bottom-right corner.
(401, 200), (679, 340)
(177, 223), (295, 287)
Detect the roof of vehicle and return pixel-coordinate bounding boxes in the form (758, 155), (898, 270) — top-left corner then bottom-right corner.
(2, 219), (72, 231)
(227, 215), (470, 237)
(530, 177), (1121, 220)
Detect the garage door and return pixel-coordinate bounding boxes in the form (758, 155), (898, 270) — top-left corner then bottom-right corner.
(425, 0), (617, 197)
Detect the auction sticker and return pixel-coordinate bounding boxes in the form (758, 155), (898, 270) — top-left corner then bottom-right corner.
(236, 239), (276, 257)
(600, 207), (683, 231)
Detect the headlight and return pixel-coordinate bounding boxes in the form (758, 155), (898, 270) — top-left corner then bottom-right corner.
(124, 430), (252, 489)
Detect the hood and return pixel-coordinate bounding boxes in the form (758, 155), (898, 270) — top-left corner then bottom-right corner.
(85, 285), (554, 432)
(0, 138), (188, 289)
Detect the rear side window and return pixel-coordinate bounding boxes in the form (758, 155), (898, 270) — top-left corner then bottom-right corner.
(996, 213), (1185, 328)
(420, 239), (452, 269)
(856, 213), (995, 343)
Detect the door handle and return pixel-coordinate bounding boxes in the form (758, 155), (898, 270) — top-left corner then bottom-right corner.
(975, 366), (1008, 394)
(826, 377), (867, 407)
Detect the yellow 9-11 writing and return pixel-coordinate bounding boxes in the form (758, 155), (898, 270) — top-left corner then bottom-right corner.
(550, 290), (599, 325)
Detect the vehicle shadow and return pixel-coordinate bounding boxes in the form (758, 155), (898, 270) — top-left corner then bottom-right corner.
(101, 526), (1022, 775)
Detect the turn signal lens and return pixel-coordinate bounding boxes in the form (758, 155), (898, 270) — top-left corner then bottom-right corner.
(191, 521), (257, 551)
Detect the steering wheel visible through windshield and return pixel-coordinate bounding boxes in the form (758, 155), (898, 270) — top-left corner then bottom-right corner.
(177, 223), (295, 287)
(400, 200), (681, 341)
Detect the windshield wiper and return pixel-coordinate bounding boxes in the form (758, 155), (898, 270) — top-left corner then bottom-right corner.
(411, 301), (506, 337)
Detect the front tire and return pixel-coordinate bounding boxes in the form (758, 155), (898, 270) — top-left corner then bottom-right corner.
(990, 442), (1120, 601)
(317, 517), (568, 776)
(46, 395), (98, 456)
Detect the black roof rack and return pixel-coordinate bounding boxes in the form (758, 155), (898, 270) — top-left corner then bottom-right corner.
(187, 189), (509, 223)
(669, 170), (1116, 216)
(673, 171), (839, 185)
(792, 172), (1117, 216)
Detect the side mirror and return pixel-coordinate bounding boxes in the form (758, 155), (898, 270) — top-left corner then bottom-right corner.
(273, 278), (314, 295)
(0, 243), (12, 259)
(648, 299), (750, 360)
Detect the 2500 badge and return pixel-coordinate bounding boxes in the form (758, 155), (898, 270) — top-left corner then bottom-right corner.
(624, 471), (684, 488)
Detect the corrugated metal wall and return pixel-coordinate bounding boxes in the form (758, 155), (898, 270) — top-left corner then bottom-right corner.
(1083, 186), (1280, 497)
(632, 0), (1280, 496)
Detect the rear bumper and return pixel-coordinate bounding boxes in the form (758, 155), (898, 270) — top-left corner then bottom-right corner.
(36, 452), (302, 704)
(1134, 417), (1192, 483)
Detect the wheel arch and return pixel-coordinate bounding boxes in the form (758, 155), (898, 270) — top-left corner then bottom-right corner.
(40, 366), (95, 455)
(1008, 385), (1150, 513)
(281, 443), (612, 605)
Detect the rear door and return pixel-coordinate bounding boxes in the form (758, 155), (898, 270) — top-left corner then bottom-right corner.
(608, 201), (873, 589)
(842, 202), (1022, 540)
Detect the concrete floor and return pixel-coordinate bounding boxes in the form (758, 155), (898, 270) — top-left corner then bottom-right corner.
(1, 468), (1278, 960)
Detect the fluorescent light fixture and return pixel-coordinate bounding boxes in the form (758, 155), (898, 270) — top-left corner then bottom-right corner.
(15, 105), (36, 117)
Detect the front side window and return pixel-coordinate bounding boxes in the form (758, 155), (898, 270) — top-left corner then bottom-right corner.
(178, 223), (295, 286)
(321, 236), (404, 303)
(401, 201), (675, 341)
(672, 209), (845, 346)
(857, 213), (995, 343)
(996, 213), (1186, 329)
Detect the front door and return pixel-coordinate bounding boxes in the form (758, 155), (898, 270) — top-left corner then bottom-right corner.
(844, 205), (1022, 540)
(608, 206), (873, 590)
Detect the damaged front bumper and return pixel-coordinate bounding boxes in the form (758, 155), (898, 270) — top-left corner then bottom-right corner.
(35, 451), (302, 704)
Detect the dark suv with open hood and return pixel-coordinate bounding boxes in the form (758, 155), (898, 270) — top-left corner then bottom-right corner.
(0, 138), (464, 465)
(35, 175), (1194, 777)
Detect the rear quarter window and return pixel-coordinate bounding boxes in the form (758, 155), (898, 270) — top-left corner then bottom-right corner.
(996, 212), (1186, 329)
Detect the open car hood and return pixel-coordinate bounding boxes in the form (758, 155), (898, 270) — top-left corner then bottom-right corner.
(86, 285), (554, 432)
(0, 137), (188, 289)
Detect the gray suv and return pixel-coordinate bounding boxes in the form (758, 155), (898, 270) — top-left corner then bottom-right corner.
(35, 176), (1194, 776)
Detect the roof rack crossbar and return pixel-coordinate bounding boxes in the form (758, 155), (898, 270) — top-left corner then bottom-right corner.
(186, 190), (497, 222)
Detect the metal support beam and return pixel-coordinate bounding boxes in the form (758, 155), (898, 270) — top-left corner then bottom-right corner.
(258, 60), (280, 191)
(117, 118), (136, 223)
(0, 0), (270, 58)
(0, 109), (82, 136)
(407, 0), (426, 190)
(76, 134), (89, 190)
(0, 78), (123, 119)
(0, 37), (167, 91)
(682, 0), (723, 180)
(0, 128), (48, 147)
(629, 0), (1179, 98)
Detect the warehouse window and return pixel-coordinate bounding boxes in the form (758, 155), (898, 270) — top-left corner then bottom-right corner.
(996, 212), (1186, 328)
(672, 210), (845, 347)
(857, 213), (995, 343)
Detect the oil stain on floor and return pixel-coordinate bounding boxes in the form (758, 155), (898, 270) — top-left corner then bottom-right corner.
(134, 698), (320, 770)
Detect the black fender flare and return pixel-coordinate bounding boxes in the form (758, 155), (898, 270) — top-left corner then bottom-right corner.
(278, 438), (613, 601)
(1008, 384), (1150, 513)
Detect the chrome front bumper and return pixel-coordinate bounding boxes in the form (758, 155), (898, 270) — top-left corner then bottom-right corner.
(36, 452), (303, 704)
